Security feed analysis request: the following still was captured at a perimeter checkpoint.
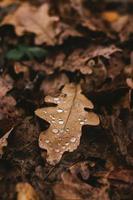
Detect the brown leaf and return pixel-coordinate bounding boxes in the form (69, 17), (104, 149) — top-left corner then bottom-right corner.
(44, 45), (121, 76)
(0, 0), (19, 7)
(0, 127), (13, 158)
(102, 11), (120, 23)
(16, 182), (39, 200)
(53, 161), (110, 200)
(40, 73), (69, 96)
(111, 15), (133, 41)
(35, 83), (99, 165)
(0, 75), (13, 98)
(2, 3), (59, 45)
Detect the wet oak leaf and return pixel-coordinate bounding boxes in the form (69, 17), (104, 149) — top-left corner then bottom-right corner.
(35, 84), (99, 165)
(16, 182), (39, 200)
(2, 3), (59, 45)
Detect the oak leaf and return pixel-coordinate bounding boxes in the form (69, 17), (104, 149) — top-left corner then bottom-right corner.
(35, 84), (99, 165)
(16, 182), (39, 200)
(2, 3), (59, 45)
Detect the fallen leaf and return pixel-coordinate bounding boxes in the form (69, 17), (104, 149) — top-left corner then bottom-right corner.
(102, 11), (120, 22)
(0, 0), (19, 7)
(40, 73), (69, 96)
(16, 182), (39, 200)
(53, 161), (109, 200)
(35, 83), (99, 165)
(44, 45), (121, 75)
(0, 128), (13, 158)
(111, 15), (133, 41)
(93, 166), (133, 184)
(2, 3), (59, 45)
(0, 75), (13, 98)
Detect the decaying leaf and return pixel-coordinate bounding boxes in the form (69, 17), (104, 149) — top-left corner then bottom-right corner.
(0, 75), (13, 98)
(16, 182), (39, 200)
(2, 3), (59, 45)
(40, 73), (69, 96)
(35, 84), (99, 165)
(102, 11), (120, 23)
(0, 128), (13, 158)
(0, 0), (19, 7)
(53, 161), (109, 200)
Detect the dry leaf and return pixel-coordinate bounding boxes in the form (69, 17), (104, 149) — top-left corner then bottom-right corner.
(53, 161), (109, 200)
(0, 75), (13, 98)
(16, 182), (39, 200)
(0, 0), (19, 7)
(35, 83), (99, 165)
(44, 45), (121, 76)
(0, 128), (13, 158)
(2, 3), (59, 45)
(111, 15), (133, 41)
(102, 11), (120, 22)
(40, 73), (69, 96)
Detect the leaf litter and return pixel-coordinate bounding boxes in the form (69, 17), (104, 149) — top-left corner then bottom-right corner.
(0, 0), (133, 199)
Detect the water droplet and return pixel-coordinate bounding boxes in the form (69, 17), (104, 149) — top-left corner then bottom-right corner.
(50, 115), (55, 119)
(70, 137), (76, 143)
(80, 120), (85, 125)
(66, 128), (69, 132)
(62, 146), (66, 149)
(52, 129), (59, 134)
(43, 111), (47, 114)
(57, 108), (64, 113)
(51, 120), (56, 123)
(55, 149), (60, 153)
(58, 119), (64, 124)
(65, 142), (69, 146)
(45, 140), (50, 144)
(54, 97), (60, 103)
(54, 97), (59, 101)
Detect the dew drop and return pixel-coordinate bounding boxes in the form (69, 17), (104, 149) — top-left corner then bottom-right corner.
(54, 98), (60, 103)
(80, 120), (85, 125)
(70, 137), (76, 143)
(65, 142), (69, 146)
(54, 97), (59, 101)
(58, 119), (64, 124)
(55, 149), (60, 153)
(51, 120), (56, 123)
(52, 129), (59, 134)
(43, 111), (47, 114)
(62, 146), (66, 149)
(60, 129), (64, 133)
(45, 140), (50, 144)
(57, 108), (64, 113)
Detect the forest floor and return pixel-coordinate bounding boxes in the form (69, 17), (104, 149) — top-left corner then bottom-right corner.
(0, 0), (133, 199)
